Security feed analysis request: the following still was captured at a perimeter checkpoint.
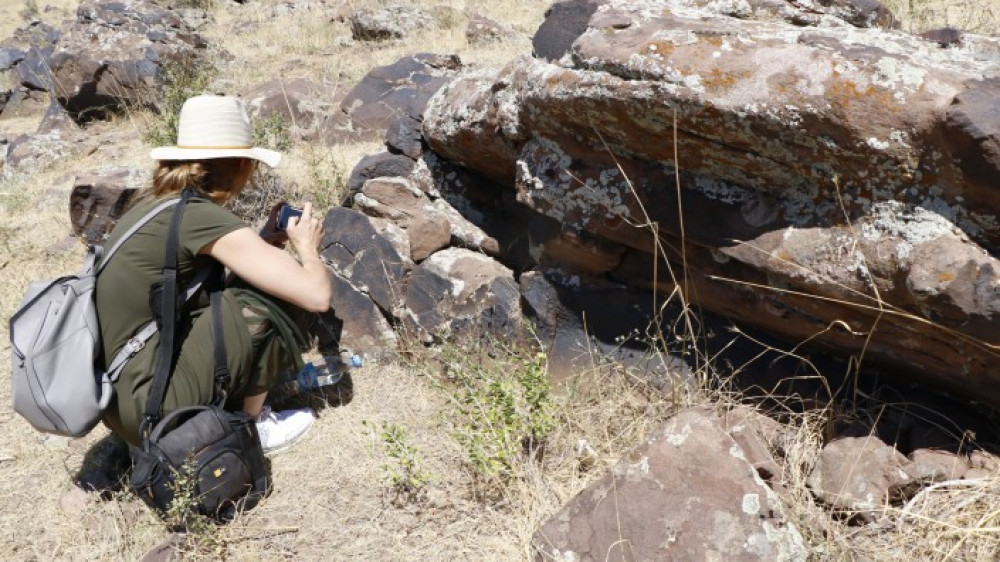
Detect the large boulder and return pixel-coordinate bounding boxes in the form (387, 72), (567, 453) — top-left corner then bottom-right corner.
(421, 0), (1000, 406)
(341, 53), (462, 134)
(44, 0), (207, 121)
(533, 407), (806, 561)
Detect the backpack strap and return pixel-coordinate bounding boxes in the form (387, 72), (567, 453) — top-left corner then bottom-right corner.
(141, 190), (193, 439)
(210, 290), (230, 406)
(101, 197), (213, 382)
(104, 266), (214, 380)
(139, 190), (230, 440)
(97, 197), (182, 275)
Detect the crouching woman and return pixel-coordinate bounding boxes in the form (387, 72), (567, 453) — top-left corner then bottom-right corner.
(96, 95), (332, 454)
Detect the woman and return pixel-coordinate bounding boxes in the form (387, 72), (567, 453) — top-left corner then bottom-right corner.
(96, 94), (333, 454)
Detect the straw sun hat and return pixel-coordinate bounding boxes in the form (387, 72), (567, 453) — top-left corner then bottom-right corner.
(149, 94), (281, 168)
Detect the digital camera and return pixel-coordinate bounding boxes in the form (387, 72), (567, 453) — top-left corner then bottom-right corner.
(276, 204), (303, 230)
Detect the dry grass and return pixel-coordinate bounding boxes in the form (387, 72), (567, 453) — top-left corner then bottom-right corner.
(3, 0), (1000, 560)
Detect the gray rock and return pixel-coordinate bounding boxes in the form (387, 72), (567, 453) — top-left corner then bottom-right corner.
(349, 6), (433, 41)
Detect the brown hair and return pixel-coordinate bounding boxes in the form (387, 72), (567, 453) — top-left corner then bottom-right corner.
(148, 158), (257, 204)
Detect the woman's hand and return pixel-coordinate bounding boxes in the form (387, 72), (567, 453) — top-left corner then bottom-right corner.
(204, 201), (332, 312)
(283, 202), (324, 257)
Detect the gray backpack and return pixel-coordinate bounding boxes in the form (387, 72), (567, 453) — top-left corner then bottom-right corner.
(9, 198), (205, 437)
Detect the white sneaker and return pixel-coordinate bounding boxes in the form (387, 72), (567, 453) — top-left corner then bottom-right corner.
(255, 405), (315, 455)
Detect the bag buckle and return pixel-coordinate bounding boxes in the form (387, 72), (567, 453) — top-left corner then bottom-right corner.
(125, 337), (145, 354)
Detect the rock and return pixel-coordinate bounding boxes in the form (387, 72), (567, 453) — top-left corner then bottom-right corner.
(341, 54), (461, 134)
(36, 99), (76, 134)
(531, 0), (604, 62)
(58, 488), (91, 514)
(0, 47), (26, 71)
(322, 272), (398, 355)
(320, 207), (411, 316)
(349, 6), (434, 41)
(465, 15), (516, 44)
(920, 27), (963, 48)
(242, 77), (364, 145)
(346, 152), (416, 198)
(16, 45), (53, 91)
(518, 269), (686, 385)
(385, 115), (423, 159)
(421, 0), (1000, 407)
(721, 405), (787, 488)
(353, 177), (453, 262)
(403, 248), (521, 342)
(533, 407), (806, 561)
(907, 449), (970, 482)
(46, 0), (207, 121)
(807, 434), (912, 520)
(69, 167), (145, 244)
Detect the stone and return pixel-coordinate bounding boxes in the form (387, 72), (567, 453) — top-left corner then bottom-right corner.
(322, 272), (397, 355)
(385, 115), (423, 159)
(349, 6), (434, 42)
(341, 54), (461, 133)
(907, 449), (970, 482)
(531, 0), (604, 62)
(533, 407), (806, 561)
(69, 167), (145, 243)
(0, 47), (26, 71)
(403, 248), (521, 342)
(320, 207), (411, 315)
(421, 0), (1000, 407)
(807, 434), (912, 520)
(46, 0), (207, 121)
(242, 77), (352, 145)
(465, 15), (516, 45)
(345, 152), (416, 198)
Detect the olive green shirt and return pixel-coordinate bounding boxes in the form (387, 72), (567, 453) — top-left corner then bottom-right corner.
(96, 196), (247, 444)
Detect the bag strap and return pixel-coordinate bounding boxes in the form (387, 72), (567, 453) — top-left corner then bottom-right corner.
(96, 197), (182, 275)
(141, 190), (192, 439)
(104, 266), (214, 380)
(210, 290), (230, 406)
(140, 190), (230, 440)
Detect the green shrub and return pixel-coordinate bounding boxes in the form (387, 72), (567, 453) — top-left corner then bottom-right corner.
(435, 342), (556, 490)
(144, 55), (217, 147)
(366, 420), (431, 503)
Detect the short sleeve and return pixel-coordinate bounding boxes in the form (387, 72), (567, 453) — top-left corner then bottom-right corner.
(180, 198), (247, 258)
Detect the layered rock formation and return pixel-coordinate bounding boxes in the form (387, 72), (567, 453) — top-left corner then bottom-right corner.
(418, 0), (1000, 405)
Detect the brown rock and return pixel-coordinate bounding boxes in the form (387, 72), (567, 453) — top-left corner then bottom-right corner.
(69, 167), (144, 243)
(408, 215), (451, 262)
(422, 0), (1000, 407)
(807, 434), (912, 519)
(908, 449), (970, 482)
(533, 408), (806, 561)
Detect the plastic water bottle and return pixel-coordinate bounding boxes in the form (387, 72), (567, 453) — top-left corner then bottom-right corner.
(282, 352), (362, 396)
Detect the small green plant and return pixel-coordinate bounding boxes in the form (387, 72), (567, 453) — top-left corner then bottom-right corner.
(302, 145), (345, 212)
(144, 55), (217, 147)
(365, 420), (431, 503)
(252, 111), (292, 153)
(164, 459), (227, 556)
(438, 342), (557, 490)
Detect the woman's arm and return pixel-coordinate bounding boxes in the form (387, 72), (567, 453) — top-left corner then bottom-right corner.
(202, 202), (333, 312)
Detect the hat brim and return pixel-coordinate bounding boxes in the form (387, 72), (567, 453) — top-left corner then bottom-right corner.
(150, 146), (282, 168)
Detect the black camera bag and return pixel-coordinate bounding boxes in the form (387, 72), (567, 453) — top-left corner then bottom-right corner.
(130, 405), (269, 520)
(129, 190), (271, 521)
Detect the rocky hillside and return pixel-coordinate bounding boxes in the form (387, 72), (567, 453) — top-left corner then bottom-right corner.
(3, 0), (1000, 560)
